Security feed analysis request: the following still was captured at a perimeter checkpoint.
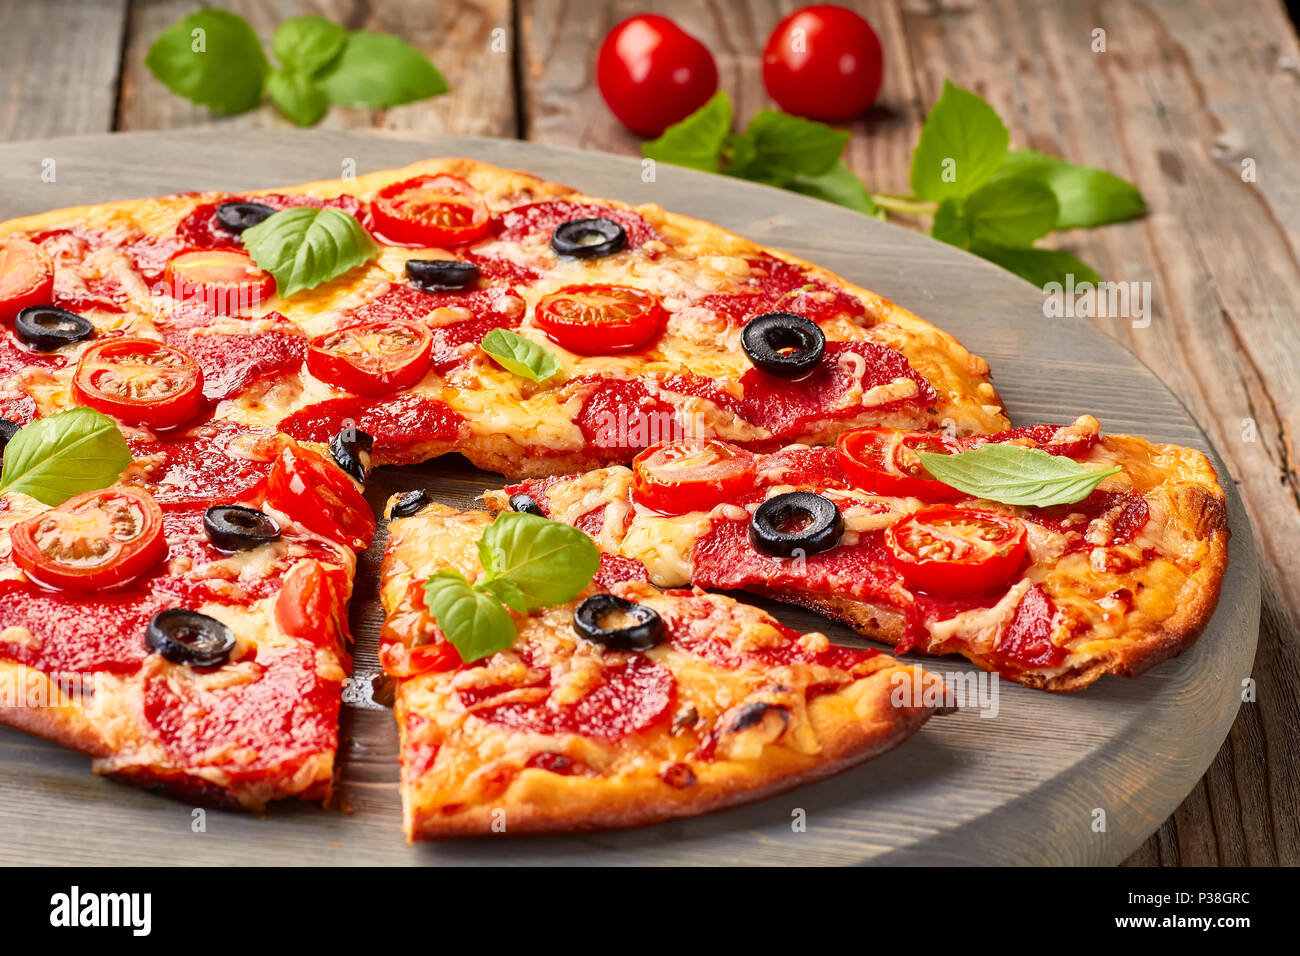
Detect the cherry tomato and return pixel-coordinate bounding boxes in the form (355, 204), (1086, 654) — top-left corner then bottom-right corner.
(837, 427), (963, 500)
(276, 560), (351, 655)
(73, 338), (205, 429)
(380, 639), (463, 679)
(162, 249), (275, 315)
(534, 284), (666, 354)
(0, 238), (55, 324)
(885, 506), (1027, 596)
(371, 175), (489, 247)
(307, 321), (433, 396)
(762, 5), (884, 121)
(633, 439), (757, 515)
(12, 487), (167, 592)
(263, 444), (375, 552)
(597, 15), (719, 137)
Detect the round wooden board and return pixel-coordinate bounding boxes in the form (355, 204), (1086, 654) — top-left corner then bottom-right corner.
(0, 130), (1259, 866)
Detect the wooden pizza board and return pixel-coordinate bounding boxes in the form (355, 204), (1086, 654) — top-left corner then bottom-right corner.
(0, 130), (1260, 866)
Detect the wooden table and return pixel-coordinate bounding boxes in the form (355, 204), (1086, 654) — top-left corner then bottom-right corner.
(1, 0), (1295, 867)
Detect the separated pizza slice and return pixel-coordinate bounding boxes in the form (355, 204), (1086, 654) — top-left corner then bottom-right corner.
(488, 415), (1230, 692)
(0, 157), (1007, 480)
(0, 430), (370, 810)
(378, 501), (944, 840)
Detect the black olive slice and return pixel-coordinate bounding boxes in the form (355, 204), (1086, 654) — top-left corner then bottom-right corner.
(0, 418), (19, 459)
(550, 218), (627, 259)
(572, 594), (665, 651)
(330, 429), (374, 484)
(508, 493), (545, 517)
(14, 306), (95, 352)
(749, 492), (843, 557)
(390, 489), (430, 518)
(741, 311), (826, 379)
(145, 609), (236, 668)
(215, 201), (276, 235)
(405, 259), (480, 292)
(203, 505), (281, 552)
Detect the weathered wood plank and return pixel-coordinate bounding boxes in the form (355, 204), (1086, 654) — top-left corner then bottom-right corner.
(0, 0), (128, 140)
(520, 0), (1300, 868)
(116, 0), (516, 136)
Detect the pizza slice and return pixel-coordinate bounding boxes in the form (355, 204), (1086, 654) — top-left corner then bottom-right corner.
(487, 415), (1230, 691)
(378, 501), (944, 839)
(0, 157), (1007, 480)
(0, 426), (369, 809)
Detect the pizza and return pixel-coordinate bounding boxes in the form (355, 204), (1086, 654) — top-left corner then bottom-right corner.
(488, 415), (1230, 691)
(0, 157), (1006, 481)
(0, 437), (367, 809)
(378, 501), (944, 839)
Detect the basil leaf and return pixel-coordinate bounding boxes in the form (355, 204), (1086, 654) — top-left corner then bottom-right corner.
(973, 244), (1102, 287)
(266, 69), (328, 127)
(477, 577), (528, 614)
(918, 445), (1122, 507)
(480, 329), (562, 383)
(477, 512), (599, 610)
(241, 207), (378, 298)
(745, 109), (848, 177)
(931, 198), (971, 249)
(789, 160), (883, 218)
(422, 570), (518, 664)
(0, 408), (132, 506)
(272, 15), (346, 76)
(991, 150), (1145, 229)
(318, 32), (448, 108)
(910, 80), (1009, 202)
(962, 177), (1058, 247)
(643, 91), (732, 172)
(145, 9), (269, 115)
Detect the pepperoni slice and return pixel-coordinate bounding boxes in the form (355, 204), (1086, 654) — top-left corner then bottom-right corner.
(739, 341), (936, 440)
(460, 656), (674, 740)
(1032, 490), (1150, 552)
(572, 378), (682, 457)
(159, 326), (305, 402)
(593, 553), (650, 590)
(752, 445), (849, 490)
(174, 193), (366, 252)
(0, 578), (166, 675)
(0, 391), (37, 426)
(700, 254), (867, 326)
(484, 200), (658, 249)
(127, 422), (274, 508)
(959, 423), (1099, 460)
(143, 643), (341, 780)
(992, 584), (1064, 670)
(277, 394), (464, 455)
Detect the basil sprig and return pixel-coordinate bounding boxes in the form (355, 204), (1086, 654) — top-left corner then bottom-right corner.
(918, 444), (1121, 508)
(421, 513), (600, 664)
(0, 408), (132, 506)
(480, 329), (562, 383)
(241, 206), (378, 298)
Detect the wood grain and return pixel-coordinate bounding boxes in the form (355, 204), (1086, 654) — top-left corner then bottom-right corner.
(0, 129), (1259, 865)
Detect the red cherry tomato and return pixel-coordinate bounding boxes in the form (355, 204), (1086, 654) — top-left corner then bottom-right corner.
(534, 284), (666, 354)
(380, 639), (463, 679)
(632, 439), (757, 515)
(73, 338), (205, 429)
(597, 15), (719, 137)
(263, 444), (375, 552)
(307, 321), (433, 396)
(837, 427), (963, 500)
(275, 560), (351, 655)
(762, 5), (884, 121)
(885, 506), (1027, 596)
(163, 249), (275, 315)
(12, 487), (167, 592)
(371, 175), (490, 247)
(0, 238), (55, 324)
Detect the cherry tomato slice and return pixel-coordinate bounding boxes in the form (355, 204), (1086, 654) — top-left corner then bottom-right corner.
(371, 175), (490, 247)
(837, 427), (964, 500)
(633, 438), (757, 515)
(534, 284), (666, 354)
(0, 238), (55, 324)
(885, 506), (1027, 596)
(380, 639), (463, 678)
(162, 249), (275, 315)
(307, 321), (433, 396)
(275, 560), (351, 656)
(263, 444), (375, 552)
(12, 487), (167, 592)
(73, 338), (205, 429)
